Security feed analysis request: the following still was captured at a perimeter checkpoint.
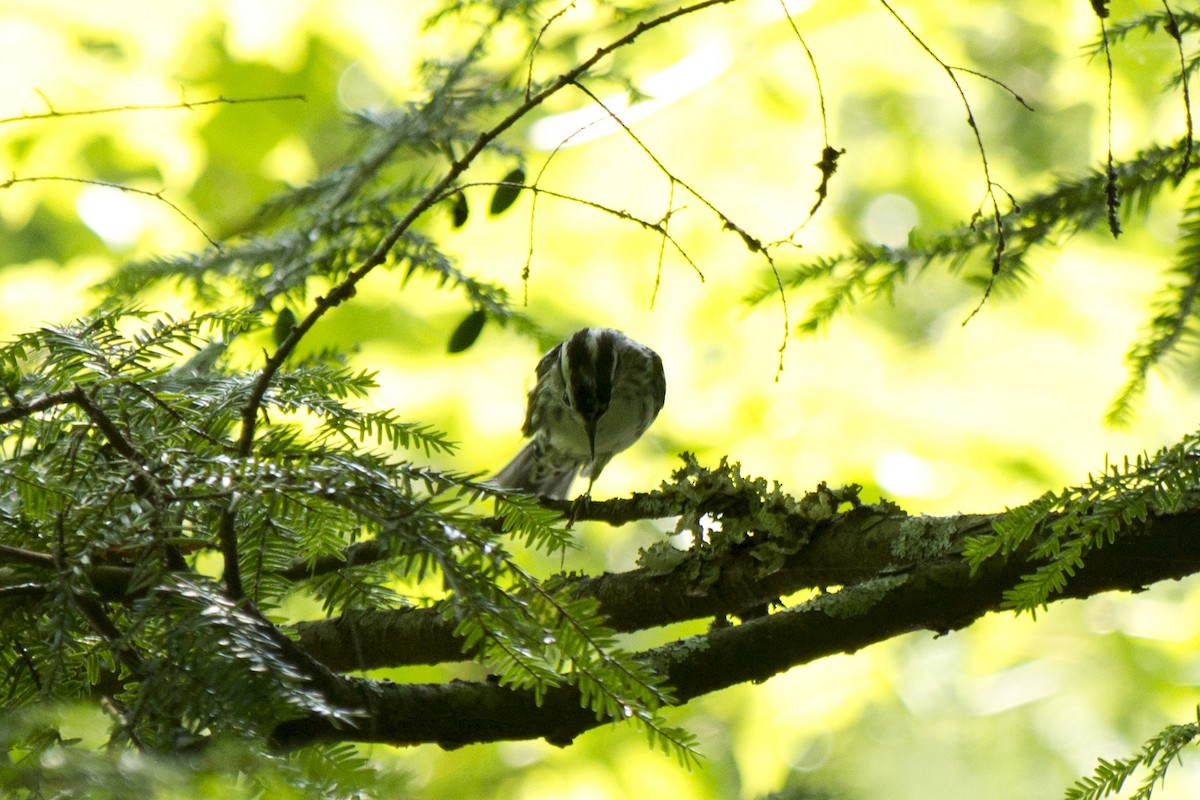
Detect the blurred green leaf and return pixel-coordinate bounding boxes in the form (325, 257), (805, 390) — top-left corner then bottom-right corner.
(273, 306), (297, 347)
(488, 168), (524, 216)
(450, 191), (469, 228)
(447, 308), (486, 353)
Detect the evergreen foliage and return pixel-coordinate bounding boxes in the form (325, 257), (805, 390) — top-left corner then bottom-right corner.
(1066, 710), (1200, 800)
(964, 433), (1200, 615)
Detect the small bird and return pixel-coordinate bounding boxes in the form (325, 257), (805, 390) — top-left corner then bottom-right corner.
(493, 327), (666, 499)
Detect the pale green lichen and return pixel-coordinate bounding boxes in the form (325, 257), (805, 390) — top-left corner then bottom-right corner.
(800, 574), (910, 619)
(889, 515), (959, 563)
(645, 632), (713, 672)
(638, 540), (690, 577)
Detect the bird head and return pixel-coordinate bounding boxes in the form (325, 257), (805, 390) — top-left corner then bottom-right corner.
(559, 328), (617, 462)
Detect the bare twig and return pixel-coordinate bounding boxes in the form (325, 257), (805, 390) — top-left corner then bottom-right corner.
(1092, 10), (1122, 237)
(0, 92), (305, 126)
(952, 66), (1034, 110)
(776, 0), (842, 232)
(524, 1), (578, 102)
(518, 109), (617, 298)
(1162, 0), (1193, 180)
(569, 79), (790, 374)
(650, 181), (679, 309)
(0, 174), (219, 249)
(876, 0), (1018, 324)
(436, 172), (705, 297)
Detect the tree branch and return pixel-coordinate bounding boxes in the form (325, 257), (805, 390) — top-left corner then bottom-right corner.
(236, 0), (740, 456)
(275, 505), (1200, 749)
(0, 387), (86, 425)
(0, 92), (305, 126)
(293, 499), (949, 671)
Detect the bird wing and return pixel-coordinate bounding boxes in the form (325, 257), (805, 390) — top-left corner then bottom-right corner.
(650, 349), (666, 411)
(520, 341), (562, 437)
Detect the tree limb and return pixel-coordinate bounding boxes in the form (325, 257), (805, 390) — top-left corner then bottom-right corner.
(293, 503), (991, 671)
(274, 504), (1200, 749)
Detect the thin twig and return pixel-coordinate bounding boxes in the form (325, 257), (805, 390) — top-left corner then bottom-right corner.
(775, 0), (843, 232)
(0, 174), (219, 249)
(876, 0), (1012, 324)
(519, 107), (605, 297)
(0, 93), (305, 126)
(650, 181), (679, 309)
(1095, 13), (1122, 237)
(569, 79), (790, 374)
(524, 1), (578, 102)
(1162, 0), (1194, 180)
(951, 66), (1034, 110)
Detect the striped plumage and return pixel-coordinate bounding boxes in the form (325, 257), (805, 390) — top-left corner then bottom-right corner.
(493, 328), (666, 499)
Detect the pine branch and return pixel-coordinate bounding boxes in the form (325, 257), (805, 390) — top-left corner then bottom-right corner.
(747, 137), (1196, 332)
(1108, 180), (1200, 424)
(965, 431), (1200, 613)
(273, 500), (1200, 749)
(1067, 711), (1200, 800)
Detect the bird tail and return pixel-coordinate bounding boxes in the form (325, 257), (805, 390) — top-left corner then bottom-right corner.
(492, 440), (579, 499)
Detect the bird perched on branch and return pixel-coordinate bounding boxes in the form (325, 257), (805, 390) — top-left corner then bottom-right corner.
(493, 327), (666, 499)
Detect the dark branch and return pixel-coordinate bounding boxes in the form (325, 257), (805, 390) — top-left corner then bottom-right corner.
(11, 468), (1200, 750)
(65, 385), (144, 464)
(275, 505), (1200, 749)
(0, 387), (87, 425)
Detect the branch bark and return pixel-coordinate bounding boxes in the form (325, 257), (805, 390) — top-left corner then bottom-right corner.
(274, 504), (1200, 749)
(292, 501), (981, 671)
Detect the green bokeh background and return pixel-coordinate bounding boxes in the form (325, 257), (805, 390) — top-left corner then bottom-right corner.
(3, 0), (1199, 796)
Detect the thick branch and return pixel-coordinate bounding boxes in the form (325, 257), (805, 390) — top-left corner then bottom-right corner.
(274, 506), (1200, 749)
(294, 505), (991, 671)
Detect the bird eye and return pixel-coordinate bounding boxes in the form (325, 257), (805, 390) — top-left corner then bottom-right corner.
(561, 390), (571, 407)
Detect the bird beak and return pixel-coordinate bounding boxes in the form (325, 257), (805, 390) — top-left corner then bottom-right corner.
(584, 414), (598, 464)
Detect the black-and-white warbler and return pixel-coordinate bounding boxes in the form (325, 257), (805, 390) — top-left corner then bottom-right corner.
(493, 327), (666, 498)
